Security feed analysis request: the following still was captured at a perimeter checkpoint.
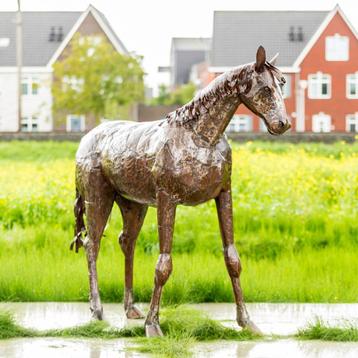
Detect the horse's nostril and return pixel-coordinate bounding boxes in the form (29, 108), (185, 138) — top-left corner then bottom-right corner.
(279, 120), (285, 128)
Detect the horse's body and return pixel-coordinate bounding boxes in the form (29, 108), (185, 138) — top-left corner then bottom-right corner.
(72, 46), (290, 337)
(76, 119), (230, 207)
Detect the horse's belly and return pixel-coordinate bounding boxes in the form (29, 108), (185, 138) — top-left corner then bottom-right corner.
(102, 155), (157, 205)
(156, 163), (228, 206)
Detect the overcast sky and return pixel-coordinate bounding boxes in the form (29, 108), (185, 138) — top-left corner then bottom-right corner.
(1, 0), (357, 90)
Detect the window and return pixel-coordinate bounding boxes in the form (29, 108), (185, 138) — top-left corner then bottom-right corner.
(21, 116), (38, 132)
(66, 115), (85, 132)
(281, 74), (291, 99)
(308, 73), (331, 99)
(347, 73), (358, 99)
(21, 77), (39, 96)
(226, 115), (252, 133)
(0, 38), (10, 47)
(346, 113), (358, 132)
(325, 34), (349, 61)
(259, 119), (268, 132)
(21, 82), (28, 95)
(312, 113), (331, 133)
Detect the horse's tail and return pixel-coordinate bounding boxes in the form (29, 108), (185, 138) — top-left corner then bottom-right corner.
(70, 188), (86, 253)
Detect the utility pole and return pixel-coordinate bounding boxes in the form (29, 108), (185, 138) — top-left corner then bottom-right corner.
(16, 0), (22, 132)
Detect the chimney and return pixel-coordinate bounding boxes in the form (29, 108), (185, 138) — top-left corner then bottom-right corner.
(297, 26), (304, 42)
(49, 26), (55, 42)
(57, 26), (64, 42)
(288, 26), (295, 42)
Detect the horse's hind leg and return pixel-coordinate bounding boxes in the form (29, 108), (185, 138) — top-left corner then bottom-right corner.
(79, 169), (115, 320)
(116, 195), (148, 319)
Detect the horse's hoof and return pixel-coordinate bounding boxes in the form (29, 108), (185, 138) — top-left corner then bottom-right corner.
(145, 323), (163, 337)
(91, 307), (103, 320)
(126, 305), (145, 319)
(241, 319), (262, 336)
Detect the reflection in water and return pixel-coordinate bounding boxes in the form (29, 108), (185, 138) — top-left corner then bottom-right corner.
(1, 338), (357, 358)
(0, 338), (142, 358)
(194, 339), (358, 358)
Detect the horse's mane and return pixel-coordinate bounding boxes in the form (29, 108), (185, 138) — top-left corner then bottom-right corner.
(166, 64), (247, 126)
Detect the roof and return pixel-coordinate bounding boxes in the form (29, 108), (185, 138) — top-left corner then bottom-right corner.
(171, 37), (211, 51)
(210, 10), (329, 67)
(0, 11), (81, 66)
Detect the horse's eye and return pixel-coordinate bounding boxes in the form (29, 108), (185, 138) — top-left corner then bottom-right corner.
(264, 86), (271, 93)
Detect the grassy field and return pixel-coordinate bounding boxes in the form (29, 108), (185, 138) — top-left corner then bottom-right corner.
(0, 140), (357, 303)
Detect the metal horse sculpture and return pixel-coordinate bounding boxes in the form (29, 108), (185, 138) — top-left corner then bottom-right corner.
(72, 46), (290, 337)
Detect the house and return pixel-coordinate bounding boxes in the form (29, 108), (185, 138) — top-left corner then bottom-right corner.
(196, 5), (358, 133)
(169, 37), (211, 89)
(0, 5), (128, 133)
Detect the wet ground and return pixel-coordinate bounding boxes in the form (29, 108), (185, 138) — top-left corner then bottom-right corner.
(0, 303), (357, 357)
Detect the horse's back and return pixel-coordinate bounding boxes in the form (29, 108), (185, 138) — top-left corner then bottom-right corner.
(75, 119), (166, 204)
(76, 119), (165, 164)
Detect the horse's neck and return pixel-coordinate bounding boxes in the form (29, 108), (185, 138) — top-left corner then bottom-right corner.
(172, 65), (249, 145)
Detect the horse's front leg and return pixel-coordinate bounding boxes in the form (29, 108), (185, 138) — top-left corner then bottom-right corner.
(215, 188), (261, 334)
(145, 190), (176, 337)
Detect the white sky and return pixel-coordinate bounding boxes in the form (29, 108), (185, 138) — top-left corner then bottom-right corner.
(1, 0), (358, 91)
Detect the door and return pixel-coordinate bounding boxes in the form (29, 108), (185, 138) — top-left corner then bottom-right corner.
(67, 115), (84, 132)
(312, 113), (331, 133)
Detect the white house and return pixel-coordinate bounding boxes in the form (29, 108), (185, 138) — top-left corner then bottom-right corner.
(0, 5), (128, 132)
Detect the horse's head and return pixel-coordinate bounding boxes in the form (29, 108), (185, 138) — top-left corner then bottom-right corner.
(239, 46), (291, 135)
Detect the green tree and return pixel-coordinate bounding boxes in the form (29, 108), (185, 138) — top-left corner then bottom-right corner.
(150, 82), (196, 106)
(52, 34), (144, 121)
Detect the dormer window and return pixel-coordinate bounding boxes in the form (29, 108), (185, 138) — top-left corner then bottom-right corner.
(325, 34), (349, 61)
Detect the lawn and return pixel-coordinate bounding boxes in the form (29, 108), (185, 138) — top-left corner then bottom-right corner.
(0, 140), (357, 303)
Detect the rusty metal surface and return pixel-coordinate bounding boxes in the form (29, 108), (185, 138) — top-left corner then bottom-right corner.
(72, 46), (290, 337)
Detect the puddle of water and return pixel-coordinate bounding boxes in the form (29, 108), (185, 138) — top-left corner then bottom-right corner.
(1, 337), (357, 358)
(0, 302), (146, 330)
(0, 302), (357, 334)
(0, 303), (358, 357)
(192, 303), (358, 335)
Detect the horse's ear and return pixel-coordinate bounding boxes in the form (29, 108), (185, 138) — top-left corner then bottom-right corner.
(269, 52), (279, 66)
(255, 45), (266, 73)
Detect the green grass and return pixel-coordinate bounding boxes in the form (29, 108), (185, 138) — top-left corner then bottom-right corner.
(0, 239), (357, 303)
(0, 311), (36, 339)
(297, 319), (358, 342)
(0, 140), (358, 302)
(135, 307), (259, 357)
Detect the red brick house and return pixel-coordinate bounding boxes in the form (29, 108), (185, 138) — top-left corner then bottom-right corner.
(198, 5), (358, 133)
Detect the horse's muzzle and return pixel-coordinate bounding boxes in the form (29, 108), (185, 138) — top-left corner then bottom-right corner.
(269, 119), (291, 135)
